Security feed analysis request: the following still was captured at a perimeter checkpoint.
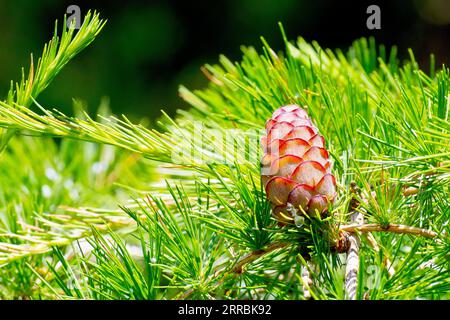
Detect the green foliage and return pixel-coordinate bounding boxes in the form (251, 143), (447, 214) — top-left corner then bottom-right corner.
(0, 14), (448, 300)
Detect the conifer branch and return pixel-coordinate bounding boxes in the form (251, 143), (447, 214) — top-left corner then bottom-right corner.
(339, 224), (438, 239)
(0, 207), (133, 266)
(300, 263), (313, 300)
(1, 13), (448, 299)
(344, 211), (364, 300)
(0, 11), (106, 153)
(228, 242), (288, 274)
(343, 182), (363, 300)
(179, 241), (288, 299)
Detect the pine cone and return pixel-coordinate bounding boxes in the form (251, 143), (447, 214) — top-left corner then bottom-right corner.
(260, 105), (336, 223)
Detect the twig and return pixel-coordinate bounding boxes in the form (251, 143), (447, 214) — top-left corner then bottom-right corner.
(300, 263), (313, 300)
(344, 182), (363, 300)
(342, 181), (439, 299)
(339, 223), (437, 238)
(178, 288), (195, 300)
(344, 211), (363, 300)
(178, 241), (288, 299)
(228, 242), (288, 274)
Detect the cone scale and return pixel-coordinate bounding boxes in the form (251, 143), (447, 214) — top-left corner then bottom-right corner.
(261, 105), (336, 223)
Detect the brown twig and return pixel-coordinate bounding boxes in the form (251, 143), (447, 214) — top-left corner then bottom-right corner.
(177, 241), (288, 299)
(339, 223), (437, 239)
(228, 242), (288, 274)
(178, 288), (195, 300)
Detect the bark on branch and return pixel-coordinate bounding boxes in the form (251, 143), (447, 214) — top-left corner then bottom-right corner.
(339, 223), (437, 238)
(178, 241), (288, 299)
(344, 211), (363, 300)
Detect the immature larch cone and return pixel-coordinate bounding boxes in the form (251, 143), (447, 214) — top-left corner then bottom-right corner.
(260, 105), (336, 223)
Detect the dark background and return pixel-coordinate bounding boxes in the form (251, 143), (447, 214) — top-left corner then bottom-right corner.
(0, 0), (448, 123)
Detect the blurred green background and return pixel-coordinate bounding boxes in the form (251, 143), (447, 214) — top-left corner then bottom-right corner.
(0, 0), (448, 123)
